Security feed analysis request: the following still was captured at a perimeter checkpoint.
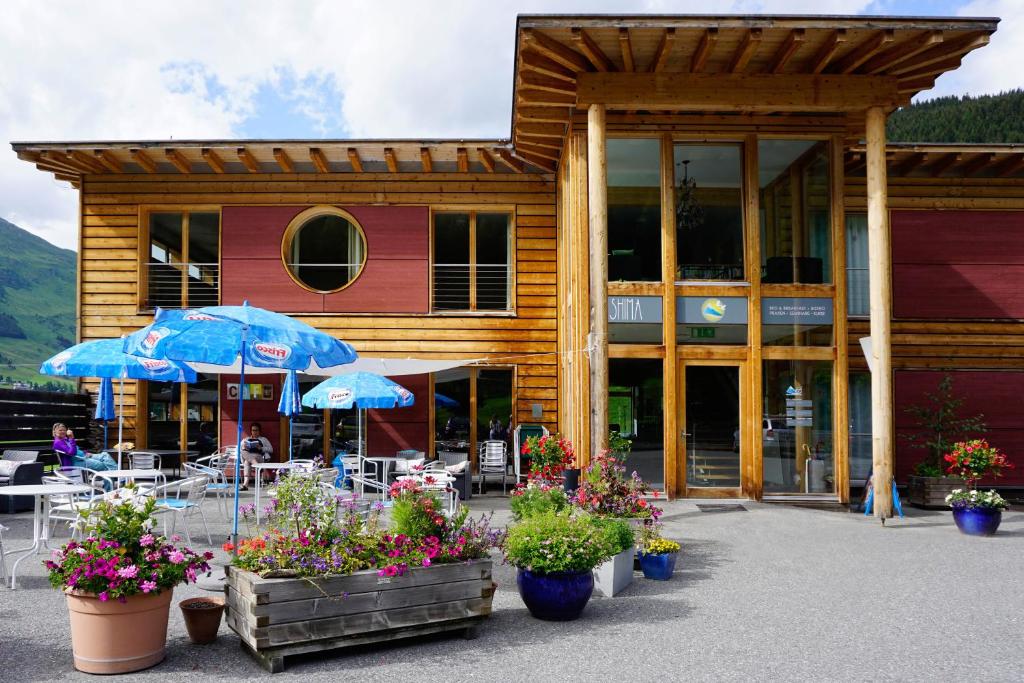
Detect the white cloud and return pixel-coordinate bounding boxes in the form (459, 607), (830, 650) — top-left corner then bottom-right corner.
(15, 0), (978, 252)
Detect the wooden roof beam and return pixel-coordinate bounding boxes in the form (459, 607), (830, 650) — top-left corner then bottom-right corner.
(571, 28), (615, 72)
(831, 29), (895, 74)
(420, 147), (432, 173)
(201, 148), (225, 174)
(648, 28), (676, 72)
(517, 107), (573, 123)
(237, 147), (260, 173)
(457, 147), (469, 173)
(477, 148), (495, 173)
(384, 148), (398, 173)
(310, 148), (330, 173)
(515, 89), (576, 107)
(32, 151), (84, 176)
(515, 135), (562, 151)
(896, 56), (963, 82)
(523, 29), (590, 72)
(344, 148), (361, 173)
(520, 49), (577, 82)
(860, 31), (943, 74)
(516, 122), (566, 139)
(690, 28), (718, 73)
(891, 152), (926, 176)
(165, 149), (192, 174)
(961, 153), (995, 177)
(897, 76), (939, 95)
(129, 149), (158, 174)
(993, 154), (1024, 178)
(496, 149), (525, 174)
(618, 28), (635, 72)
(513, 148), (557, 172)
(767, 29), (805, 74)
(519, 71), (576, 95)
(515, 142), (560, 162)
(928, 152), (960, 177)
(890, 32), (988, 77)
(67, 150), (107, 174)
(809, 29), (847, 74)
(727, 28), (762, 73)
(272, 148), (294, 173)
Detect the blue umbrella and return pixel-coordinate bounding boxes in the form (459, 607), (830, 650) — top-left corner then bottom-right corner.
(123, 302), (358, 546)
(302, 372), (414, 458)
(278, 370), (302, 462)
(41, 338), (197, 463)
(434, 392), (459, 409)
(95, 378), (116, 450)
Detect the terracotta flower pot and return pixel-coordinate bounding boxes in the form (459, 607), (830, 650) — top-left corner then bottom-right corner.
(65, 589), (173, 674)
(179, 596), (226, 644)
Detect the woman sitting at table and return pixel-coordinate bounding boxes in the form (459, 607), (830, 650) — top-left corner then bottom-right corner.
(238, 422), (273, 491)
(52, 423), (117, 472)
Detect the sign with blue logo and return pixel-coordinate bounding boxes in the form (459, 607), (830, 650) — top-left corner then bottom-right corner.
(676, 297), (748, 325)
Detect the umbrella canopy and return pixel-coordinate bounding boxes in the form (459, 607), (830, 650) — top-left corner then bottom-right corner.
(41, 338), (197, 382)
(434, 392), (459, 409)
(302, 372), (415, 410)
(278, 370), (302, 417)
(95, 377), (116, 422)
(123, 305), (357, 373)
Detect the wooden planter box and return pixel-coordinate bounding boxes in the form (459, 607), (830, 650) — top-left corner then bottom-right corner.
(225, 559), (494, 672)
(906, 476), (964, 508)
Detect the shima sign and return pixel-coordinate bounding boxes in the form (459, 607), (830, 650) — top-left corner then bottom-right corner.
(607, 296), (663, 323)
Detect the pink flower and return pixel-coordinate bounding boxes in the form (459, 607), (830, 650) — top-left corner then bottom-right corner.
(117, 564), (139, 579)
(98, 592), (109, 602)
(140, 580), (156, 593)
(169, 550), (186, 564)
(139, 534), (155, 547)
(421, 557), (431, 567)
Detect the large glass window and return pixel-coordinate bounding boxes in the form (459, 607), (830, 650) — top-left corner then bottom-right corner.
(759, 140), (831, 284)
(145, 373), (218, 452)
(283, 209), (366, 293)
(609, 359), (664, 489)
(433, 212), (511, 311)
(608, 139), (661, 282)
(434, 367), (514, 471)
(763, 360), (834, 494)
(435, 369), (471, 457)
(146, 211), (220, 309)
(676, 296), (748, 344)
(674, 144), (744, 281)
(848, 371), (872, 486)
(846, 213), (869, 317)
(762, 297), (834, 346)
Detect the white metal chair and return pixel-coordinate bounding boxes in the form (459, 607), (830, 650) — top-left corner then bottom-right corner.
(129, 451), (162, 470)
(45, 469), (103, 537)
(344, 455), (387, 501)
(151, 476), (213, 546)
(185, 461), (231, 518)
(477, 440), (509, 494)
(0, 523), (8, 584)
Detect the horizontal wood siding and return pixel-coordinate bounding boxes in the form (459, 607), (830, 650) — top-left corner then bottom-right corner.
(77, 171), (558, 446)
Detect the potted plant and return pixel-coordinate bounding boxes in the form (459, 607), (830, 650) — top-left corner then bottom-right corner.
(503, 511), (615, 621)
(902, 375), (986, 507)
(224, 475), (502, 672)
(572, 450), (662, 525)
(509, 480), (570, 522)
(608, 430), (632, 459)
(520, 433), (576, 491)
(943, 438), (1014, 536)
(637, 527), (681, 581)
(179, 596), (226, 644)
(44, 487), (213, 674)
(591, 517), (636, 597)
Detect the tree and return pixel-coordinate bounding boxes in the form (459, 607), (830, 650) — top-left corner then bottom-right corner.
(901, 374), (986, 477)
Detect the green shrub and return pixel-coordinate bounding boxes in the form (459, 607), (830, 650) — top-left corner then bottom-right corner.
(510, 484), (570, 521)
(503, 512), (615, 573)
(595, 517), (635, 554)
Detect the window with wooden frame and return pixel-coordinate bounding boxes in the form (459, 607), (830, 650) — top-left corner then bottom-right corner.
(431, 210), (512, 312)
(140, 209), (220, 310)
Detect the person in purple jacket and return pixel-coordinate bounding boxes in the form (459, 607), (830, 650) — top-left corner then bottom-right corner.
(52, 423), (117, 471)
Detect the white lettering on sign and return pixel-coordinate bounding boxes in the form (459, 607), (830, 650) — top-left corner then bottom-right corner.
(608, 297), (643, 322)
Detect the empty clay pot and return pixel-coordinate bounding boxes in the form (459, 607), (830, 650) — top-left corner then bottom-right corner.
(179, 596), (226, 644)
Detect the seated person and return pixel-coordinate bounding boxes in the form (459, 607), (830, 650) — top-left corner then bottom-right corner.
(238, 422), (273, 491)
(51, 422), (117, 471)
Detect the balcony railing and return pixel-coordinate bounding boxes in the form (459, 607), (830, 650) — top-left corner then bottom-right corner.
(146, 262), (220, 309)
(433, 263), (510, 311)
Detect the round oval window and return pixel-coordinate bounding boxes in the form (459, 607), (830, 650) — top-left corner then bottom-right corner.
(282, 208), (367, 293)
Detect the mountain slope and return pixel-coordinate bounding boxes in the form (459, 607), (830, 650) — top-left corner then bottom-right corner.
(888, 89), (1024, 143)
(0, 217), (76, 389)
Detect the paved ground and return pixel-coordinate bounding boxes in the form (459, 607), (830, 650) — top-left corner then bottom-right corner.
(1, 491), (1022, 682)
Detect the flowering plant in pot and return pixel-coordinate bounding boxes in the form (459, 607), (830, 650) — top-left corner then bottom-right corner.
(503, 511), (615, 620)
(521, 434), (575, 485)
(572, 450), (662, 521)
(943, 439), (1013, 536)
(509, 479), (570, 522)
(637, 525), (681, 581)
(44, 486), (213, 674)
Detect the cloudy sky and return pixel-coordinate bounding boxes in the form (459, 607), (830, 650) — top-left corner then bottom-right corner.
(2, 0), (1020, 250)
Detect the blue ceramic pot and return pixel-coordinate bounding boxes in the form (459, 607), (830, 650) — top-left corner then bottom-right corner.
(516, 569), (594, 621)
(953, 507), (1002, 536)
(638, 551), (678, 580)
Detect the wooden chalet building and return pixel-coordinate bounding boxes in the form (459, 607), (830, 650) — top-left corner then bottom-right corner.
(13, 14), (1024, 511)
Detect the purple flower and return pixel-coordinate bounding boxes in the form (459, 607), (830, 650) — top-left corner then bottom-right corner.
(140, 580), (156, 593)
(169, 550), (186, 564)
(98, 592), (109, 602)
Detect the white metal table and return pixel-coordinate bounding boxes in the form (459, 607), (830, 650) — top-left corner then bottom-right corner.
(0, 483), (91, 589)
(365, 456), (403, 500)
(253, 462), (298, 523)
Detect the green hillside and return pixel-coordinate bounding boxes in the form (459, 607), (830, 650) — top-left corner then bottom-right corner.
(888, 89), (1024, 143)
(0, 217), (76, 390)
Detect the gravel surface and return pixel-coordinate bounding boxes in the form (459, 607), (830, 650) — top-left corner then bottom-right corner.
(1, 493), (1022, 682)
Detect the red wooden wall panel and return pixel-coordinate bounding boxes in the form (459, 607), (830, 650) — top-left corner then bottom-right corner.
(892, 210), (1024, 319)
(367, 373), (429, 454)
(220, 205), (429, 314)
(895, 370), (1024, 485)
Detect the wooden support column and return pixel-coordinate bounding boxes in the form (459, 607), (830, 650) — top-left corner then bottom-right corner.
(660, 134), (678, 499)
(866, 106), (894, 520)
(587, 104), (609, 457)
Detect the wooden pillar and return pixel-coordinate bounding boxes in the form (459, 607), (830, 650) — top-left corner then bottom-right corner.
(587, 104), (609, 456)
(866, 106), (893, 520)
(660, 134), (678, 498)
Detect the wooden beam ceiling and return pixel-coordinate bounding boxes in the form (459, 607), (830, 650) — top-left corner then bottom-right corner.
(520, 50), (577, 81)
(272, 148), (294, 173)
(767, 29), (804, 74)
(860, 31), (943, 74)
(93, 149), (123, 173)
(497, 149), (525, 173)
(237, 147), (260, 173)
(727, 28), (762, 73)
(478, 148), (495, 173)
(345, 148), (361, 173)
(993, 154), (1024, 178)
(618, 28), (635, 72)
(571, 28), (614, 72)
(68, 150), (106, 174)
(523, 29), (590, 72)
(961, 152), (995, 177)
(927, 152), (961, 177)
(384, 148), (399, 173)
(891, 152), (927, 176)
(165, 149), (192, 174)
(690, 28), (718, 73)
(130, 149), (157, 174)
(201, 148), (225, 174)
(648, 28), (675, 72)
(832, 29), (895, 74)
(311, 147), (330, 173)
(809, 29), (847, 74)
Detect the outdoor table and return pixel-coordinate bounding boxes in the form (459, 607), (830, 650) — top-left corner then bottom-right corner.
(364, 456), (403, 500)
(91, 469), (166, 492)
(0, 483), (91, 589)
(253, 462), (299, 523)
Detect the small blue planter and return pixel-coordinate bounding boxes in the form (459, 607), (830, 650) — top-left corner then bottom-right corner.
(638, 551), (678, 580)
(953, 507), (1003, 536)
(516, 569), (594, 621)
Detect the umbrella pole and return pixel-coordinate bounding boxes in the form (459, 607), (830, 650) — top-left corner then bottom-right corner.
(231, 342), (247, 554)
(117, 378), (124, 469)
(289, 416), (293, 463)
(103, 422), (108, 451)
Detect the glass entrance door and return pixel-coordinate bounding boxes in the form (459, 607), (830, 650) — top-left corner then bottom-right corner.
(680, 363), (742, 493)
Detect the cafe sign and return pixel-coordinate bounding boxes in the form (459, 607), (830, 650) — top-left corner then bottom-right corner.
(608, 296), (662, 323)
